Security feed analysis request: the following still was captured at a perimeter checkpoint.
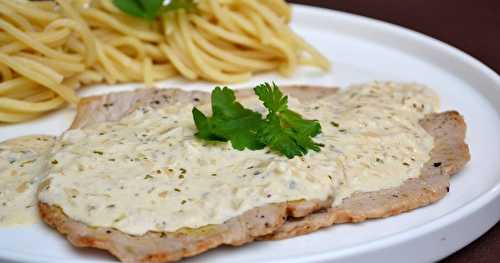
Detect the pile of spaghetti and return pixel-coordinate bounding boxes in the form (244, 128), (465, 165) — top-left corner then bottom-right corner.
(0, 0), (330, 123)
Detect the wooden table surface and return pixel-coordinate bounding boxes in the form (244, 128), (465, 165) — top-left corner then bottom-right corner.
(288, 0), (500, 262)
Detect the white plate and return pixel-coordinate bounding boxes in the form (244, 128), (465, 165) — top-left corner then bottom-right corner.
(1, 4), (500, 263)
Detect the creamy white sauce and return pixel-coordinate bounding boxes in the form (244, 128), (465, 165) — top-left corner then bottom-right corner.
(38, 82), (439, 235)
(0, 136), (54, 227)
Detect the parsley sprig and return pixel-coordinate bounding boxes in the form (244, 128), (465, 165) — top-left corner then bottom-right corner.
(192, 83), (323, 158)
(112, 0), (196, 21)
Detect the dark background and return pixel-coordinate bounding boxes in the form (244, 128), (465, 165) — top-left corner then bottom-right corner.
(288, 0), (500, 262)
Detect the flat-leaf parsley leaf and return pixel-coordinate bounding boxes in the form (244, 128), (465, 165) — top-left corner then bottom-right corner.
(192, 83), (323, 158)
(193, 87), (265, 150)
(113, 0), (196, 21)
(163, 0), (197, 13)
(255, 83), (322, 157)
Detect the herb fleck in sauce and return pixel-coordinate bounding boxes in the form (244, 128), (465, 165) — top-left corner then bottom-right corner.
(38, 83), (437, 235)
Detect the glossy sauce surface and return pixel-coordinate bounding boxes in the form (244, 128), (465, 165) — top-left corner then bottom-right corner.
(0, 136), (54, 227)
(39, 83), (438, 235)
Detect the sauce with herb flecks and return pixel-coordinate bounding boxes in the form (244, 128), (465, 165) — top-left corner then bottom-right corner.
(38, 82), (438, 235)
(0, 137), (54, 227)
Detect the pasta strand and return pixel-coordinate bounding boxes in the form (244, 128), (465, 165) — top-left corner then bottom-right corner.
(0, 0), (330, 123)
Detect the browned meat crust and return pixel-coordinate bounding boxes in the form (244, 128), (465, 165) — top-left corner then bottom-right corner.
(260, 111), (470, 240)
(38, 86), (469, 262)
(39, 202), (288, 263)
(69, 85), (338, 129)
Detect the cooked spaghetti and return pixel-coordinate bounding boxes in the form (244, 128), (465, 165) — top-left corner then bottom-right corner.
(0, 0), (330, 123)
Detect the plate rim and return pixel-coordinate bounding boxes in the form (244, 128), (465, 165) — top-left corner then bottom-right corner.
(278, 4), (500, 262)
(1, 4), (499, 263)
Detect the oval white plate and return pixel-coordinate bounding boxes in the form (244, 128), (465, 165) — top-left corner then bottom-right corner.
(1, 4), (499, 263)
